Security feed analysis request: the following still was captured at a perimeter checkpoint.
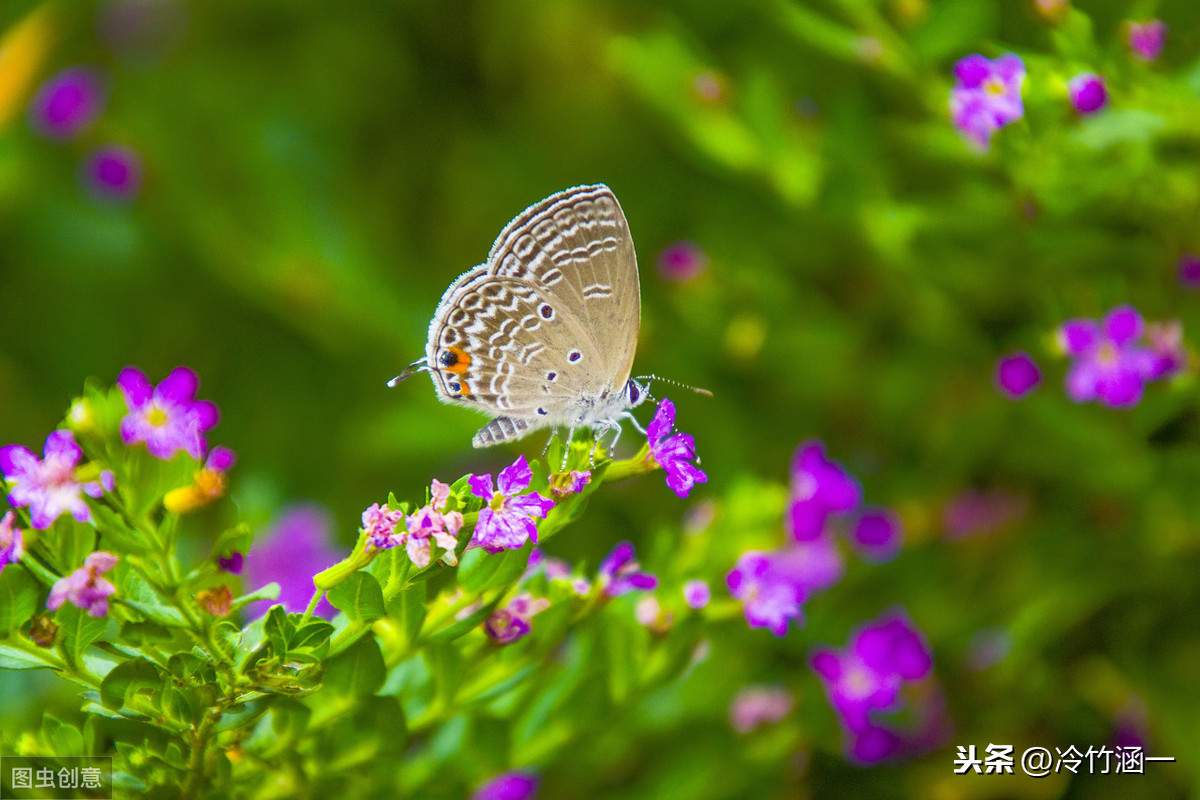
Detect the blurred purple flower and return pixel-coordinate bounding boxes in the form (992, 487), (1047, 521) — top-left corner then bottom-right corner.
(1057, 305), (1160, 407)
(942, 488), (1029, 540)
(1145, 321), (1186, 379)
(1127, 20), (1167, 62)
(469, 455), (554, 552)
(98, 0), (188, 61)
(775, 535), (843, 595)
(646, 399), (707, 498)
(788, 440), (860, 541)
(599, 541), (658, 597)
(726, 550), (806, 636)
(472, 771), (539, 800)
(848, 724), (904, 764)
(851, 508), (903, 562)
(244, 504), (341, 619)
(85, 145), (143, 201)
(965, 628), (1012, 671)
(949, 54), (1025, 150)
(524, 547), (572, 581)
(0, 511), (25, 573)
(683, 579), (710, 609)
(1179, 254), (1200, 289)
(730, 685), (794, 734)
(657, 241), (708, 283)
(995, 352), (1041, 398)
(485, 593), (550, 644)
(1, 430), (109, 529)
(28, 67), (105, 140)
(47, 551), (118, 618)
(811, 610), (933, 733)
(1068, 73), (1108, 114)
(118, 366), (218, 460)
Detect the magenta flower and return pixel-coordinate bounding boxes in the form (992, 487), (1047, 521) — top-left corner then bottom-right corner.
(472, 771), (539, 800)
(849, 724), (904, 764)
(28, 67), (105, 140)
(1179, 254), (1200, 289)
(217, 551), (243, 574)
(949, 53), (1025, 150)
(84, 145), (143, 201)
(851, 508), (903, 562)
(1128, 20), (1167, 62)
(599, 541), (658, 597)
(1, 431), (110, 529)
(244, 504), (341, 618)
(525, 547), (572, 581)
(118, 366), (219, 460)
(683, 579), (711, 609)
(468, 456), (554, 552)
(811, 611), (933, 733)
(774, 535), (844, 595)
(48, 551), (118, 617)
(362, 503), (405, 550)
(406, 501), (463, 568)
(1, 511), (25, 573)
(485, 593), (550, 644)
(1068, 72), (1108, 114)
(1057, 305), (1160, 408)
(657, 241), (708, 283)
(1146, 321), (1186, 380)
(788, 440), (860, 541)
(645, 399), (707, 498)
(729, 685), (794, 734)
(726, 550), (806, 636)
(995, 352), (1041, 398)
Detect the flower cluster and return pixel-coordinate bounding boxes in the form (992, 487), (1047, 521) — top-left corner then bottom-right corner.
(810, 610), (936, 763)
(1057, 305), (1185, 408)
(645, 399), (707, 499)
(949, 53), (1025, 150)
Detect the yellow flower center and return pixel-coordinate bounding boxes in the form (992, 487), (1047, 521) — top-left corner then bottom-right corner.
(1096, 343), (1119, 366)
(985, 78), (1005, 95)
(147, 407), (168, 427)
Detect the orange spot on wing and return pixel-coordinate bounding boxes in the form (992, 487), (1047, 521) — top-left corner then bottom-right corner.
(443, 346), (471, 375)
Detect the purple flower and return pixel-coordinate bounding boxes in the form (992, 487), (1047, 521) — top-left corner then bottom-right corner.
(726, 550), (806, 636)
(811, 611), (933, 732)
(47, 551), (118, 618)
(657, 241), (708, 283)
(28, 67), (105, 140)
(244, 504), (341, 619)
(848, 724), (904, 764)
(1179, 254), (1200, 289)
(84, 145), (143, 201)
(1057, 305), (1160, 408)
(1128, 20), (1167, 62)
(788, 440), (860, 541)
(995, 352), (1041, 398)
(362, 503), (405, 550)
(485, 592), (550, 644)
(851, 508), (903, 562)
(730, 685), (794, 734)
(635, 595), (673, 633)
(118, 366), (219, 460)
(645, 399), (707, 498)
(549, 469), (591, 499)
(1, 430), (109, 529)
(1145, 321), (1186, 380)
(949, 53), (1025, 150)
(472, 771), (539, 800)
(406, 502), (463, 568)
(683, 579), (710, 609)
(525, 547), (572, 581)
(1, 511), (25, 573)
(774, 536), (844, 595)
(218, 551), (243, 574)
(599, 541), (658, 597)
(468, 456), (554, 553)
(1068, 72), (1108, 114)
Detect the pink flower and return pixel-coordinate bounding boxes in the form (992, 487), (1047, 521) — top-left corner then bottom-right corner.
(1127, 20), (1167, 62)
(949, 54), (1025, 150)
(683, 579), (711, 609)
(48, 552), (118, 617)
(1067, 73), (1108, 114)
(0, 511), (25, 572)
(28, 67), (105, 139)
(1, 431), (111, 529)
(484, 593), (550, 644)
(730, 686), (794, 734)
(646, 399), (707, 498)
(362, 503), (406, 550)
(468, 456), (554, 552)
(118, 366), (219, 460)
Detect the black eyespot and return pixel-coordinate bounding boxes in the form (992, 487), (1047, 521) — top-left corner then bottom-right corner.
(439, 350), (458, 368)
(546, 371), (557, 381)
(449, 381), (461, 392)
(569, 351), (581, 362)
(539, 304), (554, 320)
(537, 408), (547, 415)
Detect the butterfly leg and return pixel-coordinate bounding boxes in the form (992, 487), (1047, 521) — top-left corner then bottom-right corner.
(541, 428), (561, 458)
(560, 426), (578, 471)
(621, 410), (647, 437)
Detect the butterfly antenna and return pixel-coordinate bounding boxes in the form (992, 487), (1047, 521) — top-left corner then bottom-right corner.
(387, 358), (429, 388)
(635, 374), (713, 398)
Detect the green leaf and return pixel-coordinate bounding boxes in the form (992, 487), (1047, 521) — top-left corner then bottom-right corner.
(386, 581), (426, 645)
(120, 571), (187, 626)
(322, 636), (386, 698)
(229, 582), (280, 611)
(40, 517), (96, 575)
(263, 604), (293, 652)
(91, 505), (143, 550)
(327, 572), (385, 623)
(908, 0), (997, 61)
(100, 657), (162, 710)
(290, 619), (336, 652)
(56, 604), (108, 667)
(0, 565), (38, 633)
(457, 547), (505, 592)
(0, 643), (51, 670)
(42, 713), (85, 757)
(118, 620), (173, 646)
(423, 642), (466, 707)
(428, 595), (501, 643)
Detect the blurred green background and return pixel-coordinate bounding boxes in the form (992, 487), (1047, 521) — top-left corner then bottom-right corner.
(5, 0), (1200, 797)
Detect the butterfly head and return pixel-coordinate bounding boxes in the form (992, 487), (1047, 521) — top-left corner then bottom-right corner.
(624, 377), (651, 410)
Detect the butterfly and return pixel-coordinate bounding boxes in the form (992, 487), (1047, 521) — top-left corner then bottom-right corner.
(390, 184), (656, 453)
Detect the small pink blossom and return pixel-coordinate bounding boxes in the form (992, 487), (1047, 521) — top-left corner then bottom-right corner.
(48, 552), (118, 617)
